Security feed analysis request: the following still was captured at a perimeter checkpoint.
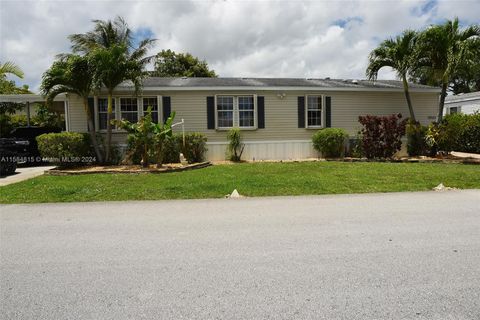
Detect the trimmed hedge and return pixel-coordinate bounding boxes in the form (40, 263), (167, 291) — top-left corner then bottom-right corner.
(36, 132), (91, 166)
(312, 128), (349, 158)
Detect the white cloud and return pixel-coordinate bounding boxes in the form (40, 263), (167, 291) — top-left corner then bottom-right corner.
(0, 0), (478, 92)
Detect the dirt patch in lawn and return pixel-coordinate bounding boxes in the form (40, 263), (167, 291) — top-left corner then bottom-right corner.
(46, 162), (211, 175)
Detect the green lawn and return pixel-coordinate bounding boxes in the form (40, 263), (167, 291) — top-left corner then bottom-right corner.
(1, 162), (479, 203)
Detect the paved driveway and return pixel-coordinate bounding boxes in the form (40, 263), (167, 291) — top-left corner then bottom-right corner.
(0, 166), (55, 186)
(1, 190), (480, 319)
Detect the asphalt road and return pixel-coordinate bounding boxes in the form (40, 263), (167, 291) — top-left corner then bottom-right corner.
(1, 190), (480, 320)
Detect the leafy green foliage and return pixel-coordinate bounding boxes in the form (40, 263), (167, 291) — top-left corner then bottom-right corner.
(36, 132), (91, 167)
(426, 113), (480, 153)
(227, 128), (244, 162)
(366, 30), (418, 121)
(406, 121), (430, 157)
(312, 128), (349, 158)
(65, 16), (155, 163)
(160, 133), (208, 164)
(415, 18), (480, 120)
(116, 108), (175, 167)
(153, 49), (217, 77)
(0, 61), (29, 94)
(32, 104), (65, 130)
(41, 54), (103, 162)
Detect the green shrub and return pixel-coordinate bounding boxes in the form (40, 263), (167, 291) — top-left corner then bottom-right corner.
(36, 132), (91, 167)
(312, 128), (349, 158)
(161, 133), (208, 164)
(180, 133), (208, 163)
(426, 113), (480, 153)
(227, 128), (244, 161)
(161, 135), (180, 163)
(406, 121), (429, 156)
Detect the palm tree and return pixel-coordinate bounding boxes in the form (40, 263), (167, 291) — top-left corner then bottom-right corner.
(0, 61), (24, 79)
(41, 54), (103, 162)
(366, 30), (418, 122)
(90, 44), (150, 162)
(417, 18), (480, 122)
(68, 16), (155, 162)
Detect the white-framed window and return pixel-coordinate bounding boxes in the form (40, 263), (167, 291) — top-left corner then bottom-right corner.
(143, 97), (159, 123)
(98, 97), (115, 130)
(120, 97), (138, 123)
(216, 95), (256, 129)
(306, 95), (323, 128)
(217, 96), (234, 128)
(238, 96), (255, 127)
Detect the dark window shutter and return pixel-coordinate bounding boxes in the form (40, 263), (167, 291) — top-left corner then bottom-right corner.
(257, 96), (265, 129)
(298, 96), (305, 128)
(206, 96), (215, 129)
(162, 96), (171, 123)
(87, 97), (95, 129)
(325, 96), (332, 128)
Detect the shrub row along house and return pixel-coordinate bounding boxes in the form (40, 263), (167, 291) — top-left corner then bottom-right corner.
(62, 77), (439, 160)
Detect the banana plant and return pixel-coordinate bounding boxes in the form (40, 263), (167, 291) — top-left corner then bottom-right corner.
(153, 111), (175, 167)
(115, 107), (155, 167)
(115, 107), (175, 168)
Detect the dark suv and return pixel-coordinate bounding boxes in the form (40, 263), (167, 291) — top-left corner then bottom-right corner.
(8, 126), (61, 165)
(0, 138), (29, 176)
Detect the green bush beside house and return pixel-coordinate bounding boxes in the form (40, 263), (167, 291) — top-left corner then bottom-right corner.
(36, 132), (91, 167)
(312, 128), (349, 158)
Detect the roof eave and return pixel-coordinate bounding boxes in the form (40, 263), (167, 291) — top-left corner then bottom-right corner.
(115, 86), (441, 93)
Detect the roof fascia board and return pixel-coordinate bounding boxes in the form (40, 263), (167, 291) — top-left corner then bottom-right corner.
(0, 93), (67, 103)
(445, 96), (480, 104)
(112, 86), (440, 93)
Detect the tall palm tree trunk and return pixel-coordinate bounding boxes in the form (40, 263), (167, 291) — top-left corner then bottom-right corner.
(105, 92), (113, 162)
(402, 75), (416, 122)
(437, 82), (448, 122)
(82, 98), (103, 163)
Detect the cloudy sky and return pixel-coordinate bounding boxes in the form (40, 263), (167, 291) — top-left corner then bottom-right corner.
(1, 0), (479, 92)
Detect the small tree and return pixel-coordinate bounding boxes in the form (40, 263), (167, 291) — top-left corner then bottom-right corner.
(153, 49), (217, 77)
(358, 114), (407, 159)
(41, 54), (103, 162)
(416, 18), (480, 121)
(366, 30), (419, 122)
(227, 128), (244, 162)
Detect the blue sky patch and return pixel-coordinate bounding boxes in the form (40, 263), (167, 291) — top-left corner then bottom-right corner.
(132, 27), (155, 47)
(333, 16), (363, 28)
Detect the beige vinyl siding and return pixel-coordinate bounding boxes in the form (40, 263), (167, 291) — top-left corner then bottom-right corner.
(67, 94), (88, 132)
(68, 90), (438, 143)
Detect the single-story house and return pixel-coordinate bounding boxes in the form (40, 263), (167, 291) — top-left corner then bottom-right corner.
(445, 91), (480, 115)
(2, 77), (440, 160)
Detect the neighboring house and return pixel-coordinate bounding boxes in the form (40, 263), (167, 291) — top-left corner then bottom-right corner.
(445, 91), (480, 115)
(2, 77), (440, 160)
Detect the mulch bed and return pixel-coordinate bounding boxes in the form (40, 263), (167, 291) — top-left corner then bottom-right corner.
(46, 162), (211, 175)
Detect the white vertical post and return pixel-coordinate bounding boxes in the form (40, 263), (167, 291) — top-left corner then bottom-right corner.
(26, 101), (31, 127)
(64, 99), (69, 131)
(182, 119), (185, 147)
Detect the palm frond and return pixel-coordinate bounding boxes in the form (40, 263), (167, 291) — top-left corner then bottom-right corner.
(0, 61), (24, 78)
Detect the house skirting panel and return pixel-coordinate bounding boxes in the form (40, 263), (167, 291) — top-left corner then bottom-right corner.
(206, 140), (318, 161)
